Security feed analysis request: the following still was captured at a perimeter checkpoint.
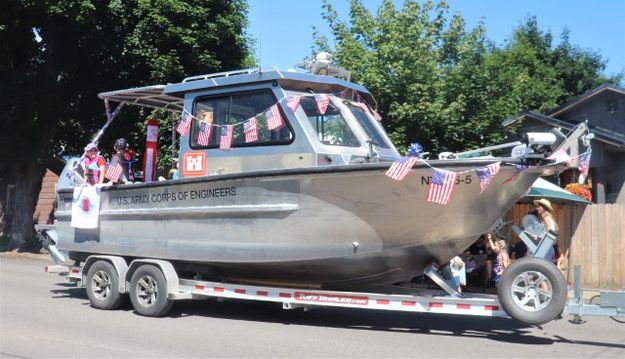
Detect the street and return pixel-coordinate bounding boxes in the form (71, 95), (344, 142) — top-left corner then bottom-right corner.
(1, 253), (624, 358)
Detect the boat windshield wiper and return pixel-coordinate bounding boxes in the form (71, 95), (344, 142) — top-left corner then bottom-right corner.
(366, 138), (381, 163)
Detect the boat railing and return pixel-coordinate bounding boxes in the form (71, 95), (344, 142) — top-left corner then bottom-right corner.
(182, 67), (282, 83)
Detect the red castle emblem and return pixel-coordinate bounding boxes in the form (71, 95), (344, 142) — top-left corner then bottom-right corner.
(81, 196), (92, 213)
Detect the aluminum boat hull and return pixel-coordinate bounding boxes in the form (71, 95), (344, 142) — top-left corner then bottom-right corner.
(55, 160), (540, 288)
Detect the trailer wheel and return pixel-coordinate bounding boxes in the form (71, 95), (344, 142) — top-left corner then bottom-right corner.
(498, 257), (567, 325)
(129, 264), (173, 317)
(86, 261), (124, 310)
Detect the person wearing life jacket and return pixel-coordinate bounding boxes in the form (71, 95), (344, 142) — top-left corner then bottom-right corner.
(81, 143), (105, 186)
(111, 138), (137, 184)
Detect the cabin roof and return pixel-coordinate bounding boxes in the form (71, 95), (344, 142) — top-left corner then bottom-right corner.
(164, 68), (370, 96)
(97, 69), (373, 113)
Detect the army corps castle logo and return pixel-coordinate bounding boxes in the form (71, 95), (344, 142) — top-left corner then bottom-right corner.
(81, 196), (93, 214)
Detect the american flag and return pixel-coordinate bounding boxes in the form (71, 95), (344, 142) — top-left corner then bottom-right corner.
(176, 113), (192, 136)
(197, 122), (213, 146)
(426, 168), (458, 205)
(385, 156), (418, 181)
(578, 151), (591, 184)
(354, 102), (369, 113)
(475, 162), (501, 194)
(548, 148), (571, 164)
(502, 164), (529, 185)
(266, 104), (284, 130)
(219, 125), (233, 150)
(244, 117), (258, 143)
(105, 160), (123, 182)
(372, 109), (382, 121)
(287, 96), (301, 112)
(315, 94), (330, 115)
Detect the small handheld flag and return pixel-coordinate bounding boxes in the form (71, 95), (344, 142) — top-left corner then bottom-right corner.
(105, 161), (123, 182)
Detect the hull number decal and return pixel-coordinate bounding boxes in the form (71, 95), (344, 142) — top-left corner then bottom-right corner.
(421, 174), (472, 185)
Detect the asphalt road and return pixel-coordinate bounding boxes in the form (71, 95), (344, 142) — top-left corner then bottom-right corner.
(1, 253), (624, 358)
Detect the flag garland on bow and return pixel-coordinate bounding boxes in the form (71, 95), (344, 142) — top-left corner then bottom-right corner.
(427, 168), (458, 205)
(383, 143), (512, 206)
(385, 156), (418, 181)
(476, 162), (501, 194)
(548, 148), (572, 164)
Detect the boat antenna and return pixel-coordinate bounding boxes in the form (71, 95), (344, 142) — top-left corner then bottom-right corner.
(258, 35), (262, 75)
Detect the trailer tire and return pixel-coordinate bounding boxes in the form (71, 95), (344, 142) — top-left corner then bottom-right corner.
(498, 257), (566, 325)
(129, 264), (173, 317)
(86, 261), (124, 310)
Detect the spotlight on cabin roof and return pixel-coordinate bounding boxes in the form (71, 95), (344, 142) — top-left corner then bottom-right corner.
(294, 52), (351, 81)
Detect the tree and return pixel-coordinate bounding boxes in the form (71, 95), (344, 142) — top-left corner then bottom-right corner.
(320, 1), (621, 154)
(0, 0), (251, 250)
(322, 0), (498, 154)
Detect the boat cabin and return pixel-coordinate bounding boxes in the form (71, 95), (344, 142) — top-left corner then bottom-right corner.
(98, 68), (399, 180)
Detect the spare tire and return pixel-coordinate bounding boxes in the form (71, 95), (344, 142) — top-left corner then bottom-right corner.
(498, 257), (566, 325)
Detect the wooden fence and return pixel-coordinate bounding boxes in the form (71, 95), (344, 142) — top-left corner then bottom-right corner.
(505, 203), (625, 290)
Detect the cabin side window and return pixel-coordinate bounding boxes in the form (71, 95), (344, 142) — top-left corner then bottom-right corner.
(346, 103), (390, 149)
(190, 91), (293, 149)
(300, 97), (360, 147)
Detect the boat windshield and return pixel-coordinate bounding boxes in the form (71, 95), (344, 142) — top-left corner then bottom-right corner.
(300, 96), (360, 147)
(346, 103), (390, 149)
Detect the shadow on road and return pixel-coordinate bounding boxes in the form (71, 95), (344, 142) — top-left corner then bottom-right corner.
(49, 285), (625, 351)
(50, 283), (88, 300)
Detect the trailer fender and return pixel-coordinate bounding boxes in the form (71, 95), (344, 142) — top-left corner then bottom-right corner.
(83, 256), (129, 293)
(127, 259), (182, 299)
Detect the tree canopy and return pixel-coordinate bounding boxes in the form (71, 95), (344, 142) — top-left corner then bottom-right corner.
(0, 0), (251, 249)
(321, 0), (622, 155)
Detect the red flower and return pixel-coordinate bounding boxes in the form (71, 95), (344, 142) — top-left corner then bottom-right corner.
(564, 183), (592, 201)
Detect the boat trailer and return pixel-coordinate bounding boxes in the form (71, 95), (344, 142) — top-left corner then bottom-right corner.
(40, 219), (624, 325)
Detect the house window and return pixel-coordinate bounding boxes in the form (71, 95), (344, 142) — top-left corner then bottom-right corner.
(189, 90), (293, 148)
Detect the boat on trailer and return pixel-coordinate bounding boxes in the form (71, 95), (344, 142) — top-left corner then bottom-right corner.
(53, 66), (584, 291)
